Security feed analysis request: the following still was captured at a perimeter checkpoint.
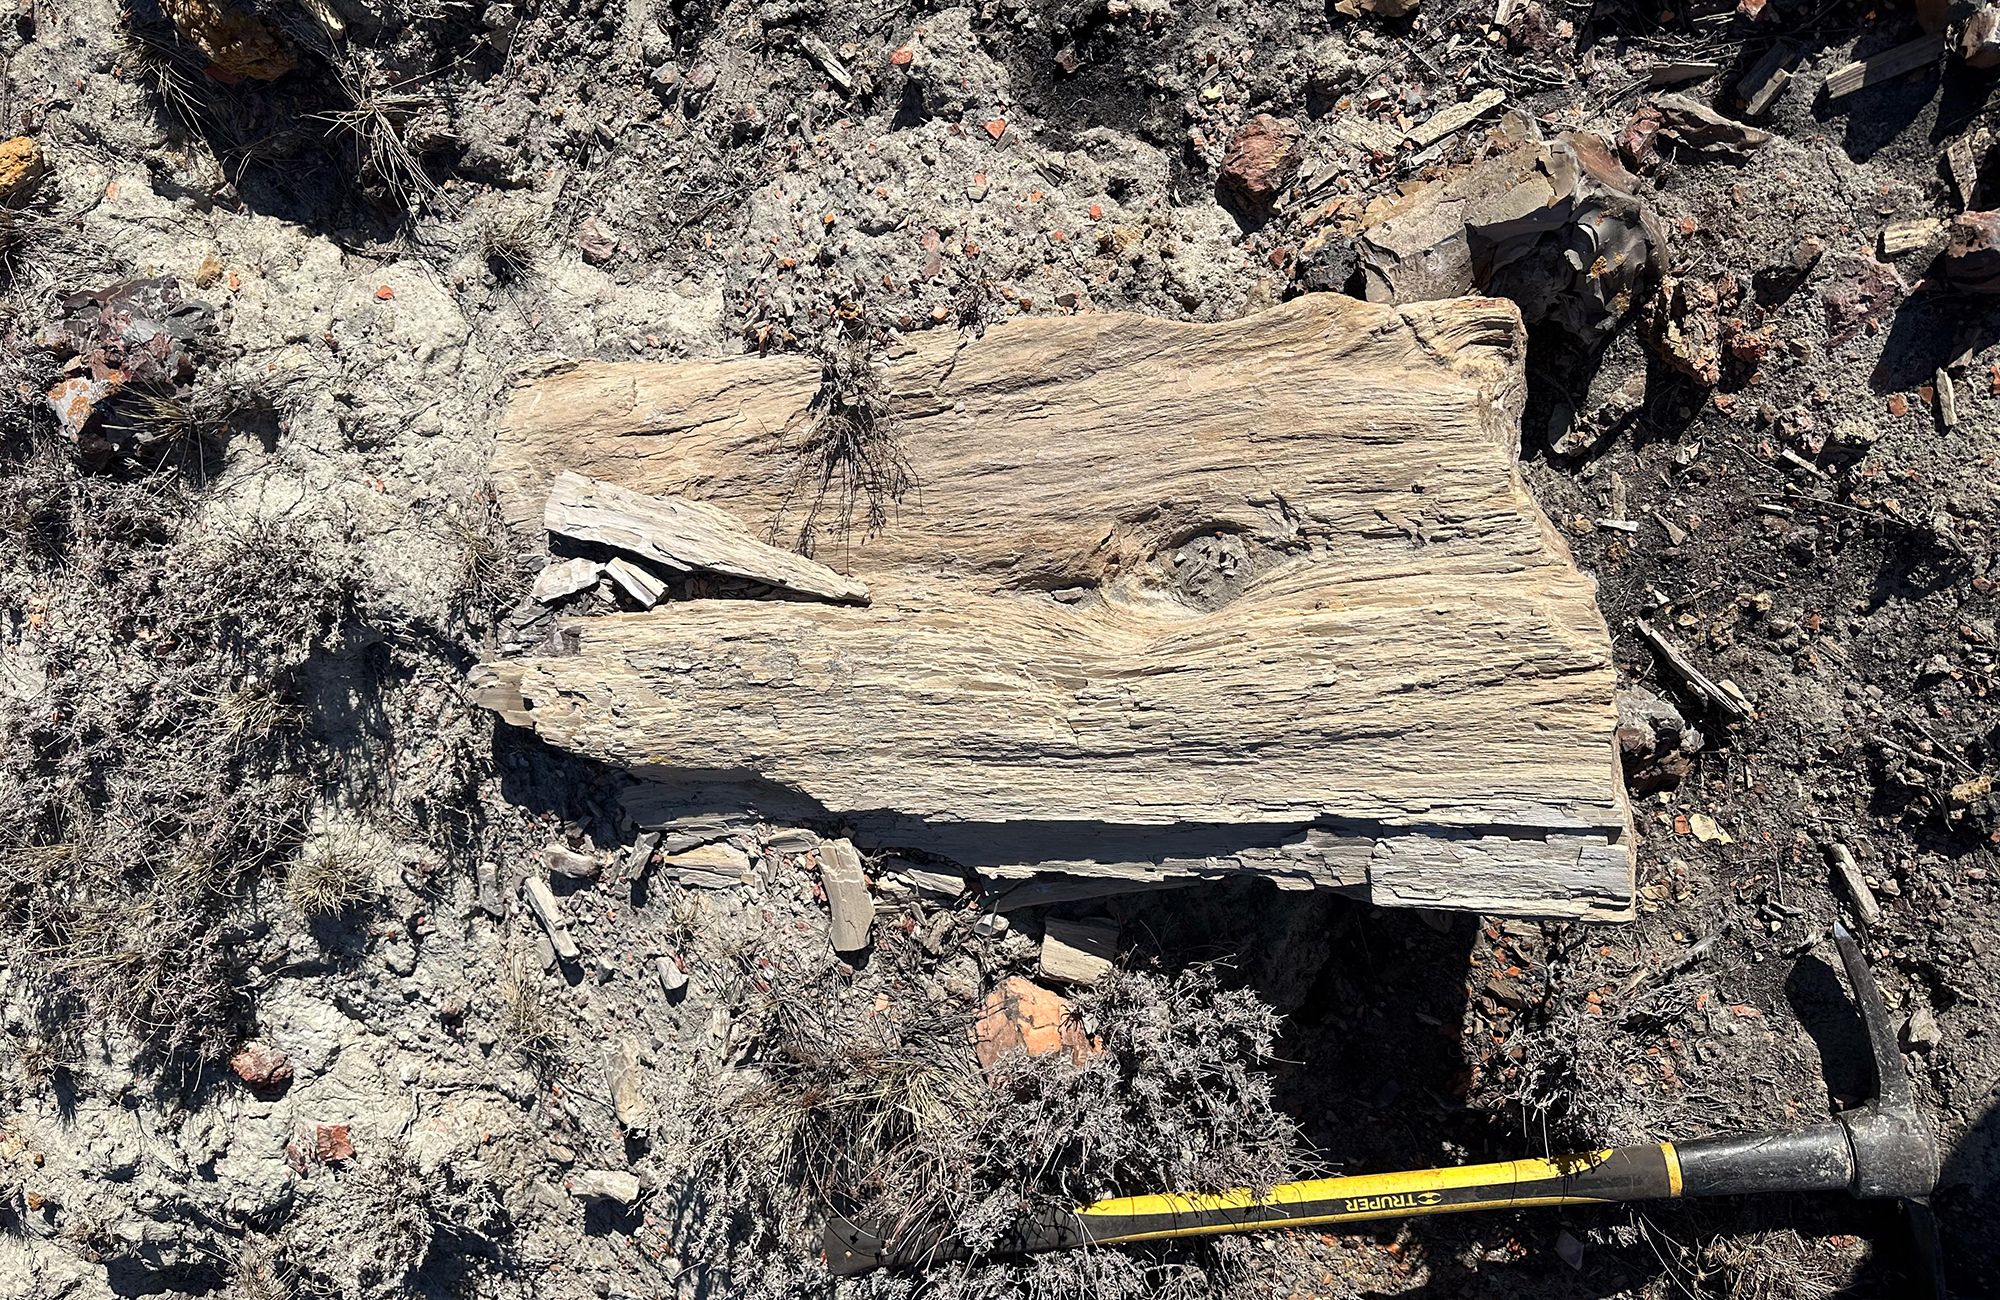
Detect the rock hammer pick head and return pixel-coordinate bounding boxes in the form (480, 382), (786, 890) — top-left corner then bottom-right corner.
(1832, 921), (1945, 1297)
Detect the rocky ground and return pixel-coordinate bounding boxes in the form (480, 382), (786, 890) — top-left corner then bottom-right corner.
(0, 0), (1997, 1296)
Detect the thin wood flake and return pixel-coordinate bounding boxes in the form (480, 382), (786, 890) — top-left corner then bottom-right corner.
(477, 294), (1635, 919)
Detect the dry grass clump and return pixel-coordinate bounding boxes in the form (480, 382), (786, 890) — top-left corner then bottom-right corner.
(469, 199), (542, 283)
(668, 962), (1306, 1300)
(286, 830), (378, 918)
(446, 495), (522, 622)
(497, 975), (565, 1073)
(319, 63), (450, 217)
(773, 336), (916, 557)
(0, 439), (364, 1059)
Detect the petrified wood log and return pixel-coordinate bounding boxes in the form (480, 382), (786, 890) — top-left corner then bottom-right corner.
(477, 294), (1635, 919)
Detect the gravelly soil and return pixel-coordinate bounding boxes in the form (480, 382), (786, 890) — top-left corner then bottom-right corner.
(0, 0), (1996, 1296)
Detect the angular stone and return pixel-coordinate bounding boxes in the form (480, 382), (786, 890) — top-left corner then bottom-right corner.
(229, 1042), (293, 1094)
(662, 841), (753, 888)
(0, 137), (46, 205)
(974, 977), (1096, 1070)
(314, 1124), (354, 1163)
(531, 556), (603, 603)
(1217, 114), (1303, 216)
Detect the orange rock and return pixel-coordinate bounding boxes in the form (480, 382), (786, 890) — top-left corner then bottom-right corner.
(974, 976), (1096, 1070)
(890, 45), (914, 65)
(984, 118), (1007, 140)
(161, 0), (296, 80)
(375, 285), (395, 300)
(228, 1041), (293, 1094)
(315, 1123), (354, 1162)
(0, 137), (46, 206)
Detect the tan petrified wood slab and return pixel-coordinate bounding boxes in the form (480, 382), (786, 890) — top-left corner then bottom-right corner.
(477, 293), (1635, 919)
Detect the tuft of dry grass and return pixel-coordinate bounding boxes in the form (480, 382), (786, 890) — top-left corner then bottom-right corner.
(0, 444), (364, 1058)
(666, 962), (1307, 1300)
(498, 975), (565, 1072)
(318, 65), (450, 217)
(446, 496), (522, 621)
(286, 831), (378, 918)
(772, 336), (917, 557)
(469, 200), (542, 283)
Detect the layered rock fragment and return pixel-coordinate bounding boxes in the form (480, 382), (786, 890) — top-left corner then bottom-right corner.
(476, 295), (1635, 919)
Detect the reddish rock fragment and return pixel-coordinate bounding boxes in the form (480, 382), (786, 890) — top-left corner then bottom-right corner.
(1820, 253), (1906, 342)
(1645, 276), (1724, 386)
(974, 976), (1097, 1072)
(1619, 106), (1664, 170)
(229, 1042), (294, 1095)
(1217, 114), (1303, 218)
(577, 217), (617, 265)
(315, 1124), (354, 1162)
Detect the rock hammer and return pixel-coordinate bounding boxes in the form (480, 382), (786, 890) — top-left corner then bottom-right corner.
(826, 924), (1942, 1289)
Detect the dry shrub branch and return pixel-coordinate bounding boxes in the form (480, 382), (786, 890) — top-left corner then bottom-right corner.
(667, 962), (1308, 1300)
(0, 439), (364, 1060)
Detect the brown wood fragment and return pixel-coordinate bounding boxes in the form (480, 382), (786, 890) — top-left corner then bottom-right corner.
(1827, 843), (1882, 926)
(480, 295), (1634, 919)
(523, 878), (580, 961)
(819, 838), (875, 954)
(1826, 34), (1945, 99)
(606, 1038), (648, 1136)
(1039, 918), (1119, 985)
(1635, 619), (1750, 722)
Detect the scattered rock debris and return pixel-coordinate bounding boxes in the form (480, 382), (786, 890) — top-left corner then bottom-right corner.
(2, 1), (1997, 1298)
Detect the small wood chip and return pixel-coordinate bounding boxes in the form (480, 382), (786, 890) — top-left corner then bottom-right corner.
(1827, 843), (1882, 925)
(1039, 917), (1119, 985)
(568, 1170), (641, 1204)
(1936, 368), (1959, 428)
(623, 830), (661, 879)
(606, 1039), (648, 1136)
(656, 955), (688, 997)
(819, 837), (875, 955)
(1880, 218), (1944, 258)
(532, 556), (603, 603)
(1635, 618), (1751, 721)
(543, 844), (600, 878)
(1409, 88), (1505, 147)
(604, 556), (668, 608)
(523, 877), (580, 961)
(1649, 60), (1723, 84)
(1651, 509), (1689, 546)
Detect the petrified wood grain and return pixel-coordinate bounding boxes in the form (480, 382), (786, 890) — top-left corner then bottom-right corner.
(480, 293), (1635, 919)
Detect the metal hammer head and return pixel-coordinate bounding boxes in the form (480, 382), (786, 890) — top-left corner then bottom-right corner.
(1830, 922), (1939, 1201)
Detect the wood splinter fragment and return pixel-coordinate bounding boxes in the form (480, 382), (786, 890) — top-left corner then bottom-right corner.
(1635, 618), (1750, 721)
